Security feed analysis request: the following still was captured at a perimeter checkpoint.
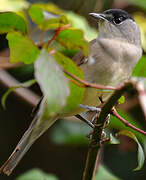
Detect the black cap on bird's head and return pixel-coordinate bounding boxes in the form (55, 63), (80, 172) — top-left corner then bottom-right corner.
(89, 9), (141, 46)
(89, 9), (134, 25)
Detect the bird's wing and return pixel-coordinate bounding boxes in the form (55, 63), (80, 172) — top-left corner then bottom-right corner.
(72, 39), (97, 66)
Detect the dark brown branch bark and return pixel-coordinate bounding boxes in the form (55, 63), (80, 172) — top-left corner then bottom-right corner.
(82, 82), (134, 180)
(0, 56), (23, 69)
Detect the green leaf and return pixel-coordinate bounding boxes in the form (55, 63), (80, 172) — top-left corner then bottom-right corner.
(56, 28), (89, 57)
(7, 32), (40, 64)
(118, 130), (145, 171)
(29, 2), (64, 15)
(1, 79), (36, 109)
(28, 4), (69, 30)
(132, 56), (146, 77)
(118, 95), (125, 104)
(9, 64), (34, 79)
(0, 12), (27, 34)
(34, 49), (70, 115)
(66, 11), (97, 41)
(133, 13), (146, 53)
(95, 165), (121, 180)
(109, 134), (120, 144)
(54, 52), (85, 114)
(50, 119), (89, 145)
(110, 109), (146, 144)
(0, 0), (29, 12)
(16, 168), (58, 180)
(127, 0), (146, 10)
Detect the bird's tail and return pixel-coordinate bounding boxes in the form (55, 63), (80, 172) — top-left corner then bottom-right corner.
(0, 102), (57, 176)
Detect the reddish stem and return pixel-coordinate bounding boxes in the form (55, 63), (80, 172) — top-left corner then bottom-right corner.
(112, 109), (146, 135)
(46, 23), (71, 48)
(64, 69), (116, 90)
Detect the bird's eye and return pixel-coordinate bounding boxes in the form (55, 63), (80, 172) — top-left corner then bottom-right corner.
(113, 16), (124, 24)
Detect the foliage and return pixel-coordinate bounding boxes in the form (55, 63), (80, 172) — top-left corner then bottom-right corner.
(133, 12), (146, 53)
(7, 32), (40, 63)
(95, 165), (121, 180)
(56, 28), (89, 57)
(16, 168), (58, 180)
(132, 56), (146, 77)
(0, 1), (146, 180)
(118, 96), (125, 104)
(50, 119), (90, 145)
(0, 3), (89, 117)
(66, 11), (97, 41)
(118, 130), (145, 171)
(1, 79), (36, 109)
(127, 0), (146, 10)
(0, 12), (27, 34)
(28, 3), (69, 30)
(34, 49), (70, 115)
(110, 109), (146, 144)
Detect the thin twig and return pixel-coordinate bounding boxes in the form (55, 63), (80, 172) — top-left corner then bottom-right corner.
(69, 78), (86, 88)
(46, 23), (71, 49)
(111, 108), (146, 135)
(75, 114), (94, 128)
(64, 70), (116, 90)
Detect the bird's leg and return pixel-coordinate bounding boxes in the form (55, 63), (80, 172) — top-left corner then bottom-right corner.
(77, 102), (111, 141)
(79, 104), (101, 124)
(79, 104), (101, 112)
(76, 104), (101, 139)
(103, 114), (110, 128)
(75, 114), (94, 128)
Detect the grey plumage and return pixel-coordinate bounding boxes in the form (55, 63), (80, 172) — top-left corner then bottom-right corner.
(74, 9), (142, 107)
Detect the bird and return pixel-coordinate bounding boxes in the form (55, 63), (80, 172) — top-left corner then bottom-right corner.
(0, 9), (142, 175)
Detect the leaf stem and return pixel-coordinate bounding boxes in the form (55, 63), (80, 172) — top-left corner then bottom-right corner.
(111, 109), (146, 135)
(64, 69), (116, 90)
(46, 23), (71, 49)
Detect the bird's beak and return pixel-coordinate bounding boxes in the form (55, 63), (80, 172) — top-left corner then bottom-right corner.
(89, 13), (109, 22)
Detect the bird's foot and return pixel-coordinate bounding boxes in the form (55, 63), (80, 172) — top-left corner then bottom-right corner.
(79, 104), (101, 112)
(79, 104), (101, 123)
(75, 114), (94, 128)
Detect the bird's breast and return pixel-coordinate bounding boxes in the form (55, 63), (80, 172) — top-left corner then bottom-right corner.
(80, 38), (142, 87)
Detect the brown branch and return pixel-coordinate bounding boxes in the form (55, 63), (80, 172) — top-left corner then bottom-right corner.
(0, 47), (40, 107)
(0, 56), (23, 69)
(82, 82), (135, 180)
(111, 108), (146, 135)
(0, 70), (40, 107)
(0, 49), (23, 69)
